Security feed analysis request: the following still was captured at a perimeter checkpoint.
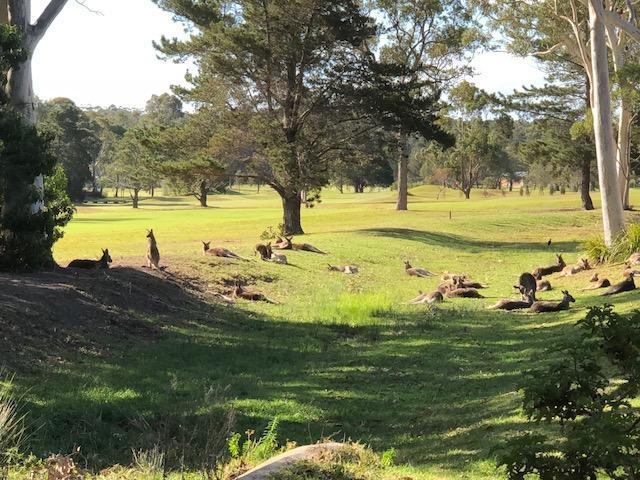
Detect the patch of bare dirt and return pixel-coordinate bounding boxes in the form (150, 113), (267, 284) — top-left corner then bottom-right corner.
(0, 263), (215, 371)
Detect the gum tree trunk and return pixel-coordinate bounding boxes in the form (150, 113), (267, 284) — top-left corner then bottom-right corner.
(581, 156), (594, 211)
(588, 0), (625, 245)
(396, 134), (408, 211)
(198, 180), (208, 207)
(282, 193), (303, 235)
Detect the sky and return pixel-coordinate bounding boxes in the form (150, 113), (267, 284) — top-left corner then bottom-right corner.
(32, 0), (547, 110)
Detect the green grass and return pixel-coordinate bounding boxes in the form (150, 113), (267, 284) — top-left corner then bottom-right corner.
(13, 186), (640, 478)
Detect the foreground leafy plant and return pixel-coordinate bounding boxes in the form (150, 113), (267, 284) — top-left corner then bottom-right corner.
(496, 305), (640, 479)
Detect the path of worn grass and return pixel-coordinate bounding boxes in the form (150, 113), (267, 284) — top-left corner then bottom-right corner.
(20, 186), (640, 478)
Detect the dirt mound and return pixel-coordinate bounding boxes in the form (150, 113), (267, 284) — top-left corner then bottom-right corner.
(0, 265), (213, 370)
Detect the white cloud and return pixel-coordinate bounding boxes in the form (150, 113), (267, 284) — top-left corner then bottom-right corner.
(470, 51), (547, 94)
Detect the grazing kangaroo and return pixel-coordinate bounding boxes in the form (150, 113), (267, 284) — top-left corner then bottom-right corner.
(276, 236), (326, 254)
(231, 285), (276, 303)
(446, 288), (484, 299)
(602, 273), (637, 296)
(328, 264), (359, 274)
(202, 242), (246, 260)
(270, 253), (288, 265)
(68, 249), (113, 269)
(404, 261), (435, 278)
(517, 272), (538, 300)
(528, 290), (575, 314)
(561, 258), (591, 276)
(582, 274), (611, 290)
(452, 276), (486, 289)
(409, 290), (444, 304)
(532, 254), (566, 278)
(488, 291), (534, 311)
(146, 229), (161, 269)
(255, 243), (273, 261)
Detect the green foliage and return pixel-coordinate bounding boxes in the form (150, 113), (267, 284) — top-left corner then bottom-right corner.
(584, 223), (640, 263)
(0, 372), (26, 472)
(269, 461), (366, 480)
(44, 165), (75, 244)
(497, 305), (640, 479)
(260, 224), (286, 241)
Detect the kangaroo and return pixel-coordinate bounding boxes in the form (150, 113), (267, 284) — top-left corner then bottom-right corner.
(532, 254), (566, 278)
(446, 288), (484, 299)
(452, 276), (486, 289)
(561, 258), (591, 276)
(270, 253), (288, 265)
(328, 264), (359, 274)
(437, 282), (454, 294)
(276, 236), (326, 254)
(582, 275), (611, 290)
(602, 273), (637, 296)
(231, 285), (276, 303)
(68, 249), (112, 269)
(627, 252), (640, 265)
(146, 229), (161, 269)
(623, 262), (640, 278)
(409, 290), (444, 304)
(255, 243), (273, 261)
(537, 279), (552, 291)
(404, 261), (435, 278)
(528, 290), (575, 314)
(203, 242), (246, 260)
(441, 272), (467, 281)
(488, 291), (534, 311)
(517, 272), (538, 301)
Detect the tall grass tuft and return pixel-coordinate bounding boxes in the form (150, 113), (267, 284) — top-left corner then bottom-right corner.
(0, 371), (26, 475)
(584, 223), (640, 263)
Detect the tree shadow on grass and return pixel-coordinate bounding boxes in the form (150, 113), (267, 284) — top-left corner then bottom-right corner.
(358, 227), (581, 253)
(6, 266), (578, 476)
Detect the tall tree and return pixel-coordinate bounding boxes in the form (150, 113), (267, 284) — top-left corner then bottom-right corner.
(154, 0), (376, 234)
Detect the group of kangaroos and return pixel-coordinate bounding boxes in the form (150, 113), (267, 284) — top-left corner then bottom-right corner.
(408, 251), (640, 314)
(67, 229), (640, 311)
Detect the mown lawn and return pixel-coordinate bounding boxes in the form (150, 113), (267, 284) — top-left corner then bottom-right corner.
(16, 186), (640, 478)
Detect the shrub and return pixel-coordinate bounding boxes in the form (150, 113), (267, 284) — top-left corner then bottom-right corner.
(496, 306), (640, 479)
(584, 223), (640, 263)
(0, 372), (26, 475)
(260, 224), (285, 241)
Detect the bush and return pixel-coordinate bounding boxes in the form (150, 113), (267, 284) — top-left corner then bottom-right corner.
(260, 224), (285, 241)
(0, 372), (26, 475)
(584, 223), (640, 263)
(496, 306), (640, 479)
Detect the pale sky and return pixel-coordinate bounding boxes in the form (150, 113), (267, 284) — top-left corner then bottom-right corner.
(32, 0), (547, 110)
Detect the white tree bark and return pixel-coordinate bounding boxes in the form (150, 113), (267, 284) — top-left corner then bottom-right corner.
(588, 0), (626, 245)
(3, 0), (69, 213)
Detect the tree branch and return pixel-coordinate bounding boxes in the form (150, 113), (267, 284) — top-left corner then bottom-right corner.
(29, 0), (70, 47)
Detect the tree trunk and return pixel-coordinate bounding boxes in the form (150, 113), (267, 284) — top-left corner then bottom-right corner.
(282, 193), (303, 235)
(131, 189), (139, 209)
(616, 104), (632, 209)
(199, 181), (208, 207)
(581, 156), (595, 211)
(509, 179), (513, 192)
(588, 0), (625, 245)
(463, 187), (471, 199)
(396, 134), (408, 211)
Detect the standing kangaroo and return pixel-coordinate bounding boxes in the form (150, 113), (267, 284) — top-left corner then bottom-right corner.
(202, 242), (246, 260)
(528, 290), (575, 314)
(68, 249), (113, 269)
(146, 229), (160, 269)
(532, 254), (566, 278)
(517, 272), (538, 301)
(404, 261), (435, 278)
(275, 236), (326, 254)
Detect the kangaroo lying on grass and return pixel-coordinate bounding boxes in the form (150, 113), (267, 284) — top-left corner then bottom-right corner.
(270, 252), (288, 264)
(488, 289), (534, 311)
(146, 229), (161, 269)
(255, 243), (273, 261)
(404, 261), (435, 278)
(203, 242), (246, 260)
(602, 272), (637, 296)
(628, 252), (640, 265)
(446, 288), (484, 299)
(581, 273), (611, 290)
(231, 285), (277, 303)
(409, 290), (444, 304)
(275, 236), (325, 254)
(537, 279), (552, 291)
(452, 276), (486, 289)
(560, 258), (591, 276)
(623, 262), (640, 278)
(532, 254), (566, 278)
(68, 249), (112, 269)
(441, 272), (467, 281)
(528, 290), (575, 313)
(328, 264), (359, 274)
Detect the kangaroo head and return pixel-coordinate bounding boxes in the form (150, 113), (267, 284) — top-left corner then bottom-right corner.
(562, 290), (575, 303)
(590, 273), (599, 282)
(202, 241), (210, 251)
(404, 261), (412, 269)
(625, 261), (631, 268)
(557, 254), (565, 266)
(102, 249), (113, 263)
(146, 229), (154, 239)
(581, 258), (590, 269)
